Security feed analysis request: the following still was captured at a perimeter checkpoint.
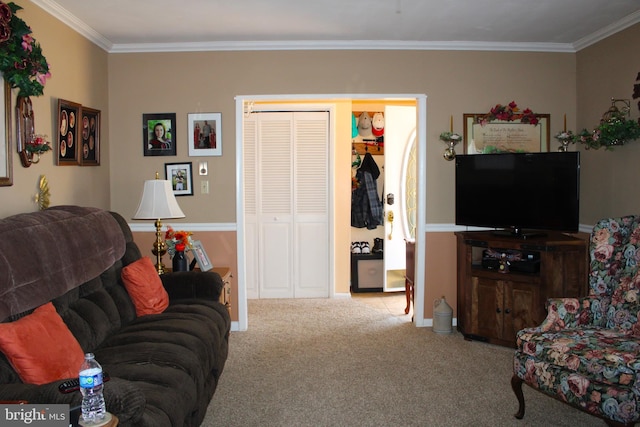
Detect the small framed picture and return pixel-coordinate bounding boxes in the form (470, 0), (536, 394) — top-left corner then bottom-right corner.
(80, 106), (100, 166)
(143, 113), (176, 156)
(191, 240), (213, 271)
(164, 162), (193, 196)
(57, 99), (81, 165)
(188, 112), (222, 156)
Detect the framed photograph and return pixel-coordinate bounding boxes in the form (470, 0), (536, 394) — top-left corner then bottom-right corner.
(80, 106), (100, 166)
(143, 113), (176, 156)
(463, 113), (550, 154)
(1, 78), (11, 186)
(188, 112), (222, 156)
(191, 240), (213, 271)
(164, 162), (193, 196)
(57, 99), (81, 165)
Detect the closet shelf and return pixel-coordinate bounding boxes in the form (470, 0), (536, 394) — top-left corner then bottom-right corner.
(352, 142), (384, 155)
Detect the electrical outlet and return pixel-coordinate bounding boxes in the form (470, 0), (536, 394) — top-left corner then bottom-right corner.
(201, 180), (209, 194)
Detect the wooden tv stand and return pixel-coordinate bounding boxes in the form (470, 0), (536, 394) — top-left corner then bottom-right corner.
(455, 231), (588, 348)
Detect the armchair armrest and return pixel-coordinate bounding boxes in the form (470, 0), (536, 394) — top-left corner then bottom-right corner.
(538, 296), (609, 332)
(160, 271), (223, 301)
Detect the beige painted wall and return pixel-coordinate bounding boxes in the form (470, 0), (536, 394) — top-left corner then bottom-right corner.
(107, 49), (577, 319)
(1, 1), (109, 218)
(576, 23), (640, 224)
(107, 50), (578, 225)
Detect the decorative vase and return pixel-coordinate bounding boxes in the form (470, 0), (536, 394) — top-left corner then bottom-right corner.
(172, 250), (188, 272)
(433, 297), (453, 334)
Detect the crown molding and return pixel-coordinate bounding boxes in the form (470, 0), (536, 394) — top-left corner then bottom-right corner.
(33, 0), (640, 54)
(108, 39), (576, 54)
(573, 9), (640, 51)
(31, 0), (113, 51)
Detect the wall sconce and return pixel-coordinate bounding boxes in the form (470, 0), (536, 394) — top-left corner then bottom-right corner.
(439, 132), (462, 161)
(132, 173), (186, 274)
(440, 116), (461, 161)
(15, 96), (51, 167)
(602, 98), (630, 122)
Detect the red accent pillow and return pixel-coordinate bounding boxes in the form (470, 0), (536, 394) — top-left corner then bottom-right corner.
(121, 257), (170, 316)
(0, 302), (85, 384)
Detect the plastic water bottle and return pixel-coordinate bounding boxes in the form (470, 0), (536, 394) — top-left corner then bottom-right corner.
(79, 353), (106, 423)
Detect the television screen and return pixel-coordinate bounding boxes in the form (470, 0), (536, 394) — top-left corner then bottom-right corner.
(455, 152), (580, 236)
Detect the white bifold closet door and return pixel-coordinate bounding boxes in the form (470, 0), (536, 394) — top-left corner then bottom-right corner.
(244, 111), (329, 299)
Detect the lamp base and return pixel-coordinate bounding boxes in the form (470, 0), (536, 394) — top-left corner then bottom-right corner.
(151, 218), (167, 274)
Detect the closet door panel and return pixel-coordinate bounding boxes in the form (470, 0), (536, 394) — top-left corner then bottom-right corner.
(293, 112), (329, 297)
(294, 220), (329, 297)
(260, 220), (293, 298)
(245, 111), (329, 299)
(258, 115), (294, 298)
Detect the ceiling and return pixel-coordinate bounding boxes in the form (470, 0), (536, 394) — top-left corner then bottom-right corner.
(32, 0), (640, 53)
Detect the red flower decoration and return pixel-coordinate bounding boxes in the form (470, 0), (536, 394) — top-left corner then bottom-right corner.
(479, 101), (540, 126)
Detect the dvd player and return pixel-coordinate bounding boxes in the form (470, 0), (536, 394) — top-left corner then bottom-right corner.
(481, 249), (541, 274)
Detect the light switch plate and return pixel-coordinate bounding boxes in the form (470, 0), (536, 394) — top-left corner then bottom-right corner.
(201, 180), (209, 194)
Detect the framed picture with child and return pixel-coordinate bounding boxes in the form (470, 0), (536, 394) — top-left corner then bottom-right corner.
(164, 162), (193, 196)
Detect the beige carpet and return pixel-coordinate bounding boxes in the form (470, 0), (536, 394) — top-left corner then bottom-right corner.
(202, 298), (603, 427)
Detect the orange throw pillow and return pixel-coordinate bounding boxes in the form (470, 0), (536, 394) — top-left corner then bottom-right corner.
(121, 257), (170, 316)
(0, 302), (85, 385)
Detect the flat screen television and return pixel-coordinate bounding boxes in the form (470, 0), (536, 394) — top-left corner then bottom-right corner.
(455, 152), (580, 237)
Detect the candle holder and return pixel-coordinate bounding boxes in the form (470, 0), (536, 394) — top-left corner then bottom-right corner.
(24, 134), (52, 164)
(554, 131), (575, 152)
(439, 132), (462, 161)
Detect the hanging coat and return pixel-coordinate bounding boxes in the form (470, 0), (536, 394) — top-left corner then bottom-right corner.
(351, 152), (383, 229)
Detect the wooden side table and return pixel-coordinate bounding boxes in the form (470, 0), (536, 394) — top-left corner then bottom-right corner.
(79, 412), (118, 426)
(213, 267), (232, 314)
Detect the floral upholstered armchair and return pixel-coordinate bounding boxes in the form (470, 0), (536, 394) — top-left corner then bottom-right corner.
(512, 215), (640, 427)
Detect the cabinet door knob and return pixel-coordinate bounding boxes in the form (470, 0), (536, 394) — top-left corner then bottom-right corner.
(505, 308), (511, 314)
(496, 308), (501, 313)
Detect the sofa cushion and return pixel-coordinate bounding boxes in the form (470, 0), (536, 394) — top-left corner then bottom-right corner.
(518, 327), (640, 390)
(0, 302), (84, 384)
(121, 257), (169, 316)
(94, 299), (229, 426)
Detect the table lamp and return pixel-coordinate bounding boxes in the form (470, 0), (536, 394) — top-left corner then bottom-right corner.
(133, 173), (185, 274)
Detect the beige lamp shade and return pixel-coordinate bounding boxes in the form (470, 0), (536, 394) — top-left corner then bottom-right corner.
(133, 179), (185, 220)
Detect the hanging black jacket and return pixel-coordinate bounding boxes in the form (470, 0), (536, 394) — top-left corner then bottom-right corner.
(351, 153), (383, 229)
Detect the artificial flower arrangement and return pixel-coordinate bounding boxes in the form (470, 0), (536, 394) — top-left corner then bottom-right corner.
(439, 131), (462, 144)
(25, 134), (50, 153)
(575, 114), (640, 150)
(165, 226), (194, 258)
(0, 2), (51, 97)
(554, 130), (575, 142)
(478, 101), (540, 126)
(553, 109), (640, 151)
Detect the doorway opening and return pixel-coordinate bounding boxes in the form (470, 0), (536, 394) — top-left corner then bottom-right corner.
(234, 94), (427, 332)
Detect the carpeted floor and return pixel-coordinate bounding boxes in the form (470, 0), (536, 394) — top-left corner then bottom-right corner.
(202, 298), (604, 427)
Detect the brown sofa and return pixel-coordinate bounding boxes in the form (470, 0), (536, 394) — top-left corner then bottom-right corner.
(0, 206), (230, 426)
